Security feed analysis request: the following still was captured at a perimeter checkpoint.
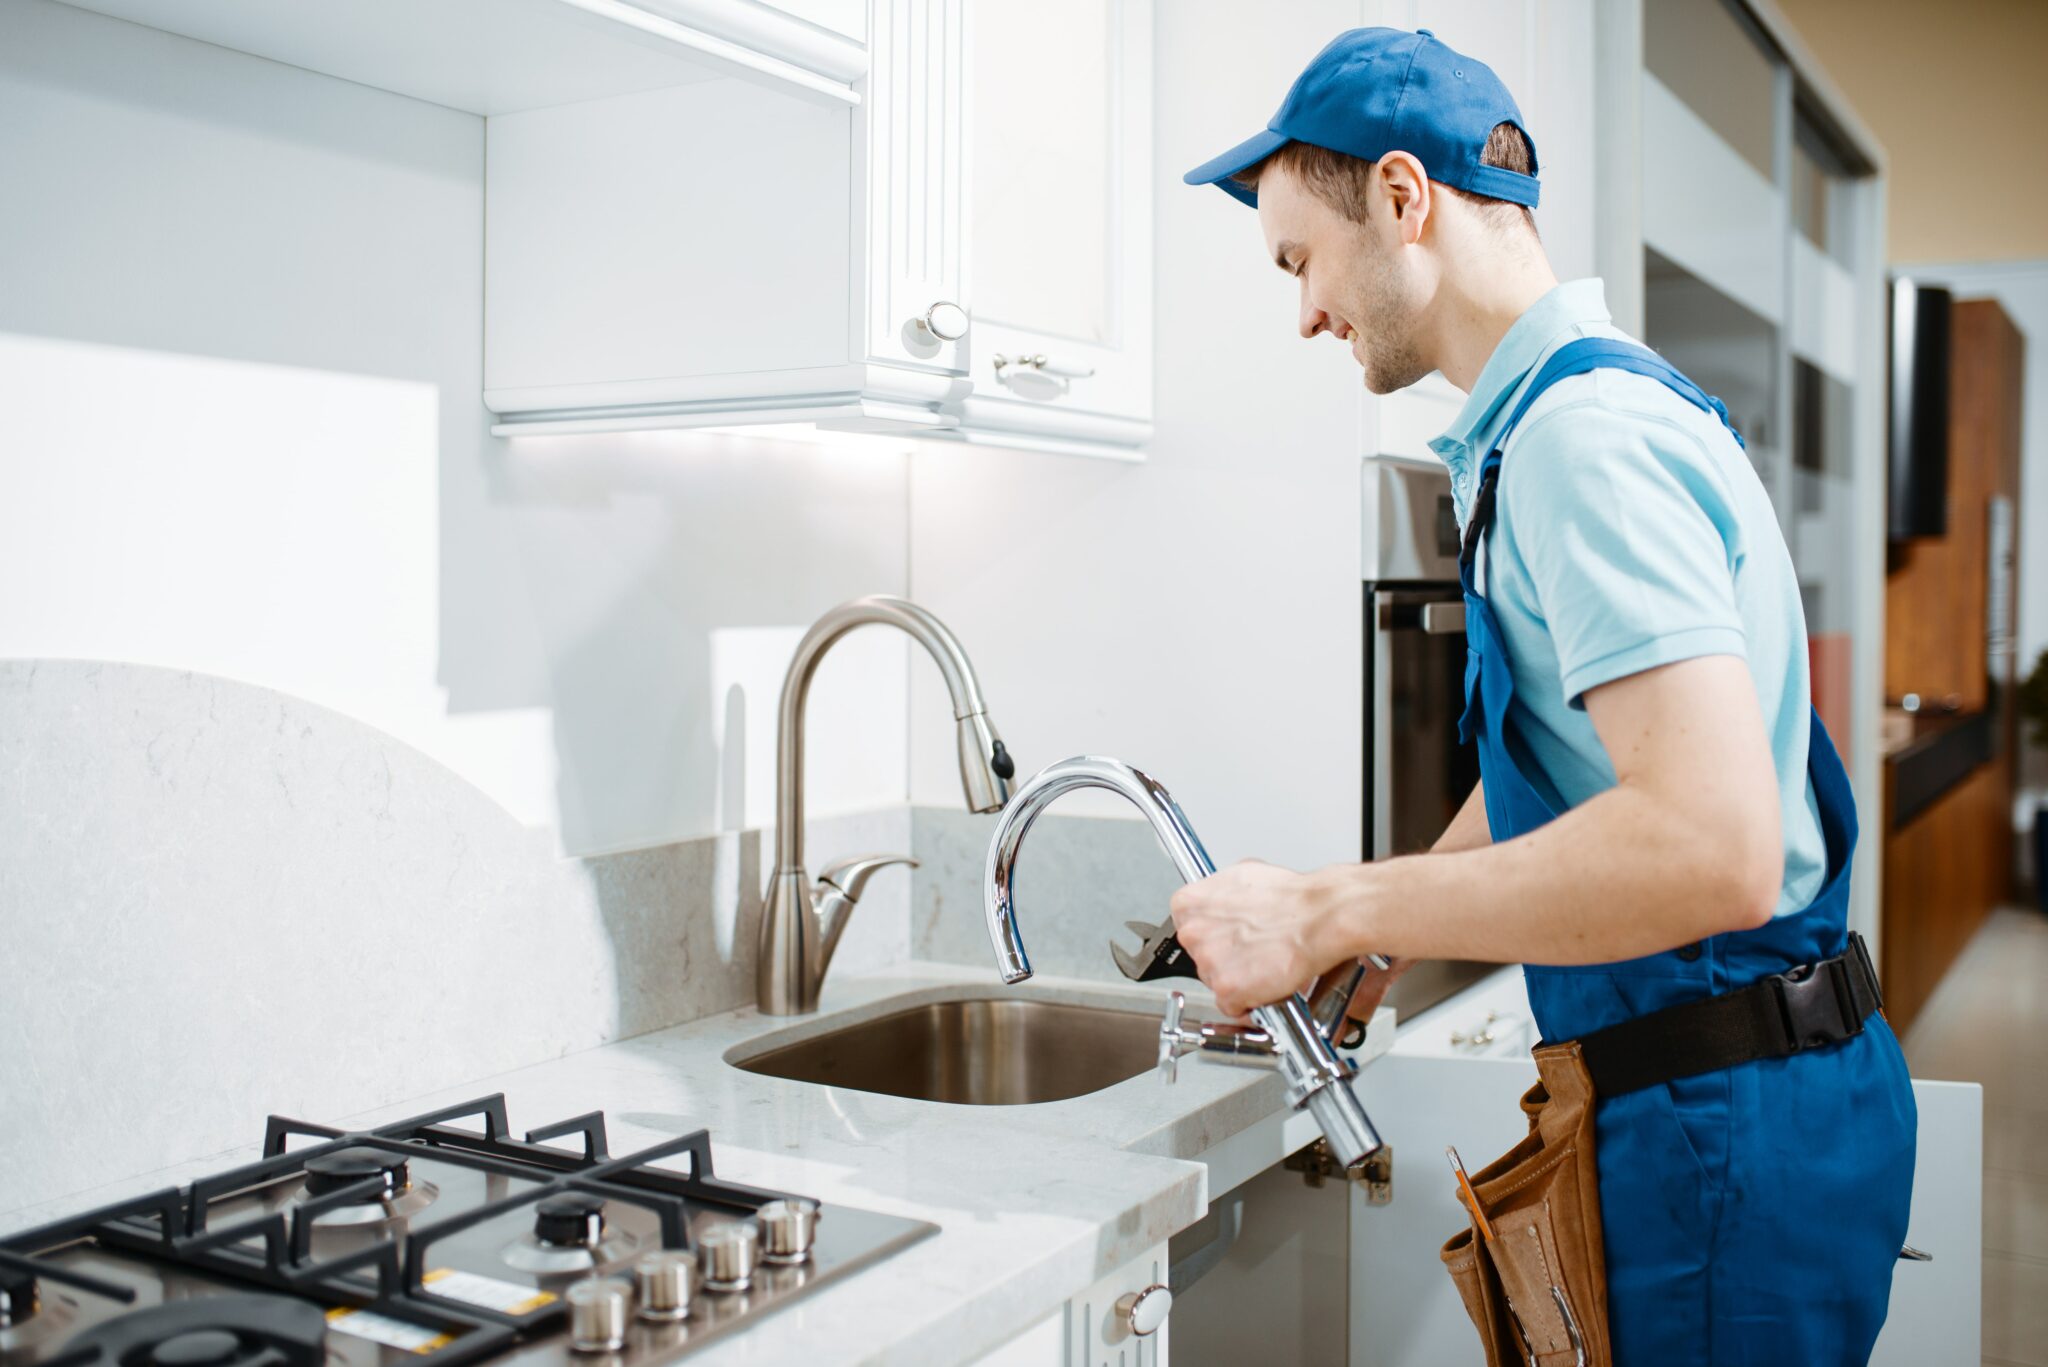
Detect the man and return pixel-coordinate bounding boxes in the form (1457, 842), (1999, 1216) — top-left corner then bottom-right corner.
(1170, 27), (1916, 1366)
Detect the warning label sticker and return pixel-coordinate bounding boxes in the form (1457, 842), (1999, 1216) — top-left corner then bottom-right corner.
(422, 1268), (558, 1316)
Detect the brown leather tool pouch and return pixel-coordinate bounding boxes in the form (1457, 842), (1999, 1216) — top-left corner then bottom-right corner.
(1438, 1040), (1613, 1366)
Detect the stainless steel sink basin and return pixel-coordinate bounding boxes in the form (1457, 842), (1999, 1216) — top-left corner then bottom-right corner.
(732, 997), (1161, 1105)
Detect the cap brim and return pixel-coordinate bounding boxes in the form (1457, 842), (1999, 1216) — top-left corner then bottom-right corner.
(1183, 127), (1289, 208)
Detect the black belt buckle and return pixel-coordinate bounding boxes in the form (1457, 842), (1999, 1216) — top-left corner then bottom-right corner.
(1770, 956), (1860, 1053)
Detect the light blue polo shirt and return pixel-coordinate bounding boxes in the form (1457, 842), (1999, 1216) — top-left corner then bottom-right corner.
(1429, 278), (1825, 919)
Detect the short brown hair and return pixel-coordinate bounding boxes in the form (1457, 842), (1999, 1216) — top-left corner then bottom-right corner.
(1230, 122), (1538, 238)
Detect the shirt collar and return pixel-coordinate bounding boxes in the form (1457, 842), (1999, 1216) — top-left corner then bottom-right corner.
(1427, 278), (1612, 519)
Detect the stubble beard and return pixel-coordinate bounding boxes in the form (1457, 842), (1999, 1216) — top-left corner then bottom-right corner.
(1353, 250), (1430, 395)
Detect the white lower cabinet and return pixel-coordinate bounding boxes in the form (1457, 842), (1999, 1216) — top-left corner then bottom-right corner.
(969, 1244), (1172, 1366)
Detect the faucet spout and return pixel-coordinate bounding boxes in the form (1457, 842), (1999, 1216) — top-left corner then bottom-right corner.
(774, 595), (1012, 878)
(758, 595), (1013, 1016)
(983, 756), (1213, 984)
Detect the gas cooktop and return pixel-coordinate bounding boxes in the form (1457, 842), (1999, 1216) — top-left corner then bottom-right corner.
(0, 1095), (935, 1365)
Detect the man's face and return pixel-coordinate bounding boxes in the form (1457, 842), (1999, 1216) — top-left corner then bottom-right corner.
(1256, 162), (1431, 394)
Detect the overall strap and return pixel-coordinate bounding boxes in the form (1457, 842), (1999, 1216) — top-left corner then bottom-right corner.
(1458, 338), (1746, 571)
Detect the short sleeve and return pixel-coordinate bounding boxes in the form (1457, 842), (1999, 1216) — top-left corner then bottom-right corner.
(1497, 401), (1748, 706)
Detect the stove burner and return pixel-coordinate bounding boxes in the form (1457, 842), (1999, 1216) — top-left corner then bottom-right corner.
(63, 1294), (325, 1367)
(503, 1195), (641, 1275)
(302, 1147), (408, 1201)
(150, 1328), (242, 1366)
(534, 1194), (605, 1248)
(0, 1264), (37, 1327)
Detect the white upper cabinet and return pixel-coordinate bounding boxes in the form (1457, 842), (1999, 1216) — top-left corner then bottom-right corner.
(483, 0), (1156, 458)
(50, 0), (870, 110)
(946, 0), (1155, 459)
(483, 0), (972, 438)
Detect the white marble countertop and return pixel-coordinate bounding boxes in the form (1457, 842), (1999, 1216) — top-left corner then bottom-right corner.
(5, 961), (1394, 1366)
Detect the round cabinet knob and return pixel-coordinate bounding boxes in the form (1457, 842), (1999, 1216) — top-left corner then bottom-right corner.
(698, 1220), (761, 1293)
(915, 300), (969, 342)
(566, 1278), (629, 1353)
(756, 1198), (819, 1264)
(1115, 1283), (1172, 1337)
(634, 1250), (695, 1321)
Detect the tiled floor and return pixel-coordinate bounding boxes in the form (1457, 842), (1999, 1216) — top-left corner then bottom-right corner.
(1900, 905), (2048, 1367)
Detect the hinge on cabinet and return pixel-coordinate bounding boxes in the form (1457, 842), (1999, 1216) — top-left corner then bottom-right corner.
(1283, 1140), (1393, 1203)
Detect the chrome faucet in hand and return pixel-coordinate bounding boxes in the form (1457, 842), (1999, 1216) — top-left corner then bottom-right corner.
(983, 755), (1386, 1168)
(758, 596), (1015, 1015)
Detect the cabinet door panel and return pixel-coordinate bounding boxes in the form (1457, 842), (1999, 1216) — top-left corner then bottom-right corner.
(971, 0), (1113, 346)
(1347, 1053), (1539, 1366)
(962, 0), (1152, 425)
(1870, 1079), (1983, 1365)
(863, 0), (969, 373)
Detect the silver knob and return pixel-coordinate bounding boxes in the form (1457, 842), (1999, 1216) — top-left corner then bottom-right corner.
(634, 1250), (694, 1321)
(915, 300), (969, 341)
(1115, 1283), (1172, 1337)
(698, 1221), (760, 1293)
(566, 1278), (628, 1353)
(756, 1198), (819, 1264)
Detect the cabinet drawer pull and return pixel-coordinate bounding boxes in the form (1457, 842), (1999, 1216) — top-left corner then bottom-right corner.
(992, 353), (1095, 400)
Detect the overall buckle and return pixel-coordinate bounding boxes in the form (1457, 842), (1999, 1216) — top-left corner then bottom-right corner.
(1769, 958), (1859, 1052)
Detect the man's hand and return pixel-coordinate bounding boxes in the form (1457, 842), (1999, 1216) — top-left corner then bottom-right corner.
(1169, 859), (1340, 1018)
(1313, 954), (1411, 1029)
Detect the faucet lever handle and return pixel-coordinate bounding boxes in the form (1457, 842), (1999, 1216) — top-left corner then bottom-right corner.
(814, 854), (919, 973)
(1157, 992), (1189, 1084)
(817, 853), (919, 904)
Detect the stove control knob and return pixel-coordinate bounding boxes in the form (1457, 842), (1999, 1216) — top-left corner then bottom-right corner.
(1115, 1283), (1172, 1338)
(536, 1193), (606, 1248)
(634, 1251), (694, 1321)
(697, 1221), (760, 1293)
(566, 1278), (628, 1354)
(755, 1198), (819, 1264)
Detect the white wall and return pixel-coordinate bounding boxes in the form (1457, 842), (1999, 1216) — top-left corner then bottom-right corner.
(0, 0), (915, 857)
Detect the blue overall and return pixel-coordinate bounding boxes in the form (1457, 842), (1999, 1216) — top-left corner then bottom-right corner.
(1457, 339), (1917, 1365)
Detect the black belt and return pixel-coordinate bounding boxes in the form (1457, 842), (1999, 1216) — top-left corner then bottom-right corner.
(1567, 933), (1884, 1098)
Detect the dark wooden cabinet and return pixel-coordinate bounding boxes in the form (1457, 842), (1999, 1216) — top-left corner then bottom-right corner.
(1879, 297), (2025, 1033)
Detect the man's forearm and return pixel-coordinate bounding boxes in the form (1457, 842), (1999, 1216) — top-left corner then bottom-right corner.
(1312, 779), (1775, 968)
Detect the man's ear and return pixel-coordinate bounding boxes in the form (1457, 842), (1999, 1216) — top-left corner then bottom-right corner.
(1376, 152), (1432, 244)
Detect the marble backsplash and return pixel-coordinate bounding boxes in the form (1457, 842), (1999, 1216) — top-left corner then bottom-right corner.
(908, 807), (1183, 984)
(0, 660), (910, 1217)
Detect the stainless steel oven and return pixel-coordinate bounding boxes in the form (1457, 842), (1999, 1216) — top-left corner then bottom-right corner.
(1362, 456), (1492, 1020)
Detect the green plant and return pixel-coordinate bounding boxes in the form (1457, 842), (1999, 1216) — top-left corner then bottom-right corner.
(2023, 648), (2048, 751)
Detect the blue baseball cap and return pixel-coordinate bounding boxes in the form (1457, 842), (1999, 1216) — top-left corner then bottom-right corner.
(1185, 27), (1540, 210)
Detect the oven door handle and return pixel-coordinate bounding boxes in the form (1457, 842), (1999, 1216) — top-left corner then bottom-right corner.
(1375, 599), (1466, 634)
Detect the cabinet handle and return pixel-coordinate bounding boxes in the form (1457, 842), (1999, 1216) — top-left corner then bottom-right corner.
(913, 301), (970, 342)
(991, 353), (1095, 401)
(1115, 1283), (1172, 1337)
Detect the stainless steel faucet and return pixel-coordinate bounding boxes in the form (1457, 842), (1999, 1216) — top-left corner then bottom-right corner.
(984, 755), (1386, 1168)
(758, 595), (1014, 1016)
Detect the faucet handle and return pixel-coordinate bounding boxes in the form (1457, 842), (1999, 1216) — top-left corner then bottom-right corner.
(1157, 991), (1190, 1084)
(817, 853), (919, 904)
(813, 854), (919, 973)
